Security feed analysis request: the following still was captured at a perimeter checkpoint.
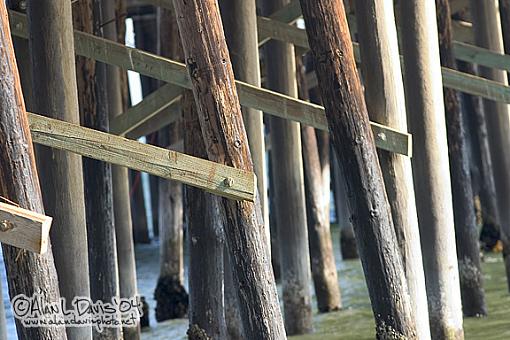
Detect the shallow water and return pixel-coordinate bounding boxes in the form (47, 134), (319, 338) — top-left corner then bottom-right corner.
(139, 225), (510, 340)
(0, 225), (508, 339)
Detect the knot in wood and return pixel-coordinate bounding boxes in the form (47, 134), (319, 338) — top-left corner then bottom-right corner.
(234, 139), (242, 148)
(186, 57), (199, 79)
(0, 220), (15, 232)
(223, 177), (234, 188)
(369, 209), (379, 218)
(317, 49), (344, 64)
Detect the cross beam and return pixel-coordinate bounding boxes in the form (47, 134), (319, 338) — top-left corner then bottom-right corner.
(8, 10), (412, 156)
(28, 113), (256, 202)
(0, 202), (52, 254)
(256, 15), (510, 104)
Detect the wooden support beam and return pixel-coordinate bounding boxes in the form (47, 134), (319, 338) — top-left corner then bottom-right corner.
(126, 102), (181, 139)
(110, 83), (182, 135)
(0, 203), (52, 254)
(7, 9), (411, 156)
(27, 113), (256, 202)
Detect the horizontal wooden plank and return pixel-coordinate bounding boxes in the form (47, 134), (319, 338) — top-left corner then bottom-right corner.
(126, 101), (181, 139)
(0, 202), (52, 254)
(110, 83), (182, 136)
(27, 113), (256, 202)
(256, 14), (510, 105)
(453, 41), (510, 72)
(8, 10), (411, 156)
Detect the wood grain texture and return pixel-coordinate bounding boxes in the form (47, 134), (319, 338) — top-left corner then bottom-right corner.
(27, 1), (91, 339)
(436, 0), (487, 317)
(173, 0), (286, 338)
(0, 2), (67, 339)
(400, 0), (464, 338)
(353, 0), (430, 337)
(110, 83), (182, 136)
(299, 0), (417, 337)
(470, 0), (510, 293)
(27, 113), (255, 202)
(261, 0), (312, 334)
(7, 9), (411, 156)
(0, 203), (52, 254)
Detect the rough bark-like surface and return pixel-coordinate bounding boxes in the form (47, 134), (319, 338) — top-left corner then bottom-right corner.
(297, 61), (341, 313)
(469, 0), (510, 293)
(498, 0), (510, 285)
(261, 0), (313, 334)
(183, 90), (227, 340)
(267, 152), (282, 281)
(354, 1), (430, 337)
(399, 0), (464, 338)
(155, 8), (188, 321)
(436, 0), (487, 317)
(331, 150), (357, 260)
(77, 2), (121, 339)
(219, 0), (270, 255)
(172, 1), (286, 338)
(131, 172), (150, 244)
(27, 1), (91, 339)
(0, 3), (67, 339)
(458, 61), (501, 246)
(155, 124), (188, 321)
(103, 1), (140, 338)
(300, 0), (417, 338)
(150, 171), (159, 238)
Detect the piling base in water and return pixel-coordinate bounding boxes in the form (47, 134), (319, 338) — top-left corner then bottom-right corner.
(155, 275), (189, 321)
(340, 226), (359, 260)
(140, 296), (150, 328)
(187, 324), (210, 340)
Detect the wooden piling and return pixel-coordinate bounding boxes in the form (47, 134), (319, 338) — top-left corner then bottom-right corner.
(296, 61), (341, 313)
(0, 2), (67, 338)
(261, 0), (313, 334)
(299, 0), (417, 337)
(436, 0), (487, 317)
(354, 0), (431, 337)
(172, 1), (286, 338)
(81, 2), (122, 339)
(102, 1), (141, 338)
(183, 90), (227, 340)
(399, 0), (464, 338)
(469, 0), (510, 292)
(26, 1), (91, 339)
(154, 7), (188, 322)
(219, 0), (270, 253)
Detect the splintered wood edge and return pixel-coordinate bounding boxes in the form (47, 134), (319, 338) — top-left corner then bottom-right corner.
(0, 202), (52, 254)
(27, 113), (257, 202)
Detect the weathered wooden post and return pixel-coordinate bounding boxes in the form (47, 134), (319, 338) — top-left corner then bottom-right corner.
(130, 172), (150, 244)
(102, 1), (140, 338)
(331, 156), (358, 259)
(399, 0), (464, 338)
(183, 91), (227, 340)
(261, 0), (313, 333)
(296, 61), (341, 313)
(26, 1), (91, 339)
(299, 0), (417, 337)
(354, 1), (430, 337)
(436, 0), (487, 317)
(155, 8), (188, 321)
(219, 0), (269, 250)
(470, 0), (510, 291)
(458, 60), (501, 242)
(0, 2), (67, 339)
(172, 1), (286, 338)
(80, 1), (121, 339)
